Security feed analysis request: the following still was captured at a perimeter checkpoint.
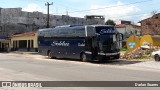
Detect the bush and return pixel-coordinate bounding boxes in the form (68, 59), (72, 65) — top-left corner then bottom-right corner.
(120, 47), (128, 51)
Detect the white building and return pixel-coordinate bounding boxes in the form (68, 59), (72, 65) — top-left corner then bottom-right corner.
(115, 24), (141, 48)
(116, 24), (141, 38)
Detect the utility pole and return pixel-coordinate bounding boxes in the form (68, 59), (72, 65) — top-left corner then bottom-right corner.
(45, 2), (53, 28)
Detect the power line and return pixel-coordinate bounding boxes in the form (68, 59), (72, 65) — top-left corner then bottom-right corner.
(57, 0), (152, 14)
(106, 7), (160, 19)
(51, 0), (154, 22)
(0, 0), (154, 22)
(105, 13), (151, 22)
(107, 12), (151, 19)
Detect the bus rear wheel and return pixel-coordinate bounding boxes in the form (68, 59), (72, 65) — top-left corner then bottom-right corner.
(48, 51), (53, 59)
(81, 53), (87, 62)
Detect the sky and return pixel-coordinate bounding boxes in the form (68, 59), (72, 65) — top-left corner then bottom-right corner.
(0, 0), (159, 24)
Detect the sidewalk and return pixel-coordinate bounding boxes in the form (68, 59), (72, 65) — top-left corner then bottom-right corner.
(128, 61), (160, 70)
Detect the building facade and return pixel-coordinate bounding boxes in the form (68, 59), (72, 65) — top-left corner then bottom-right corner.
(140, 13), (160, 35)
(11, 31), (38, 51)
(116, 24), (141, 38)
(0, 37), (10, 52)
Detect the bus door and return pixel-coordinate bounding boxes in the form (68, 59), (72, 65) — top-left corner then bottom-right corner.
(85, 37), (98, 60)
(91, 37), (98, 60)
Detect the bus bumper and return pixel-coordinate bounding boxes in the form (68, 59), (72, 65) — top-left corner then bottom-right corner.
(98, 52), (120, 60)
(85, 52), (120, 61)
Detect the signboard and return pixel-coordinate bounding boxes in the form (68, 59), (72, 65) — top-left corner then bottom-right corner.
(96, 27), (116, 35)
(128, 42), (136, 48)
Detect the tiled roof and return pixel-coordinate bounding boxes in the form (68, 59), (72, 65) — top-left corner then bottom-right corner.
(116, 24), (141, 29)
(115, 24), (126, 28)
(12, 31), (37, 37)
(130, 24), (141, 28)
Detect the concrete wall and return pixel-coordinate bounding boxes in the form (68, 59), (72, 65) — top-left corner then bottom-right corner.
(0, 8), (105, 37)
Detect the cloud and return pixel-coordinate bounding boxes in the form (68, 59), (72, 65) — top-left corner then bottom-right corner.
(140, 14), (151, 20)
(23, 3), (47, 13)
(89, 1), (141, 21)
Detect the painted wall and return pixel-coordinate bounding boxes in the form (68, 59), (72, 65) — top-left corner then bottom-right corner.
(11, 33), (38, 49)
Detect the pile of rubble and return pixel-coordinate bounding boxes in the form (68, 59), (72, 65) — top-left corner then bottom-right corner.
(121, 45), (160, 60)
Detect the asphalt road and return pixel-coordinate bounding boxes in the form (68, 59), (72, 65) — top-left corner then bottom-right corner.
(0, 53), (160, 90)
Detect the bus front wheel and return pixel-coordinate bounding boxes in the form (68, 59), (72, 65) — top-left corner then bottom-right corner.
(81, 53), (87, 62)
(114, 54), (120, 59)
(154, 54), (160, 61)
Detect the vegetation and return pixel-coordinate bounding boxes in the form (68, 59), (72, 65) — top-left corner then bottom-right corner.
(105, 19), (116, 26)
(120, 46), (128, 51)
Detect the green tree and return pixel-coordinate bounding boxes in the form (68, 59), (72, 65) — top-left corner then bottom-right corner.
(105, 19), (116, 26)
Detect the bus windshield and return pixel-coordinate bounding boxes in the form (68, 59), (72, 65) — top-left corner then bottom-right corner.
(98, 35), (119, 53)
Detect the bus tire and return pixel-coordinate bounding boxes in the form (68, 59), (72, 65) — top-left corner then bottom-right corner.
(81, 53), (87, 62)
(48, 51), (53, 59)
(114, 54), (120, 59)
(154, 54), (160, 61)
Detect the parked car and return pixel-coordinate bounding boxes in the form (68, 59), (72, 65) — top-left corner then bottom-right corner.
(151, 50), (160, 61)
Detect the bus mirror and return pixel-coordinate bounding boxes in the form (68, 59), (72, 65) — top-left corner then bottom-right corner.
(120, 33), (124, 41)
(116, 33), (123, 41)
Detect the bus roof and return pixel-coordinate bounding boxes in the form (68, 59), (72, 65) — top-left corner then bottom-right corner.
(38, 25), (116, 37)
(90, 25), (114, 27)
(38, 25), (114, 31)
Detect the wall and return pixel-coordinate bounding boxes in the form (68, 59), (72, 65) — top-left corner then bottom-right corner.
(0, 8), (105, 37)
(140, 13), (160, 35)
(11, 33), (37, 49)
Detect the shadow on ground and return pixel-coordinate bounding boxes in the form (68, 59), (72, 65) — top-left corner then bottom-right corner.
(90, 59), (142, 66)
(50, 57), (142, 66)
